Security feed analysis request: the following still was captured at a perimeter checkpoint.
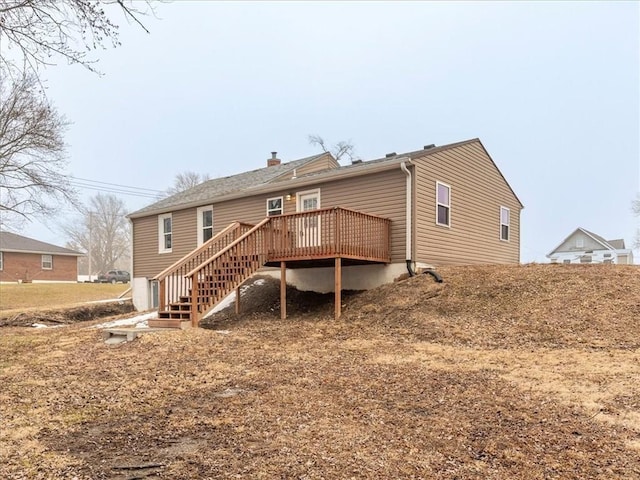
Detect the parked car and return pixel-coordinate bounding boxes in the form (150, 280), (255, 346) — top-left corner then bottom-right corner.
(97, 270), (130, 284)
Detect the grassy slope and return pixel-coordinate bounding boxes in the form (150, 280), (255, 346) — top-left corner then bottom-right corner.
(0, 264), (638, 479)
(0, 282), (130, 313)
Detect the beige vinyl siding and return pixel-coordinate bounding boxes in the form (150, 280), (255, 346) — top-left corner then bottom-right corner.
(300, 168), (406, 262)
(132, 168), (407, 278)
(414, 141), (521, 265)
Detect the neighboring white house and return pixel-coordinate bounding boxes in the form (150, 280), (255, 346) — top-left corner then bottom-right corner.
(547, 227), (634, 265)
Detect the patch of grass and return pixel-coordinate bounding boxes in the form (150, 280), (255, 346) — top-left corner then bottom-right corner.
(0, 282), (129, 312)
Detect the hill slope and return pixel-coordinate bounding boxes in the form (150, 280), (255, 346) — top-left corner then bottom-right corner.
(1, 264), (639, 479)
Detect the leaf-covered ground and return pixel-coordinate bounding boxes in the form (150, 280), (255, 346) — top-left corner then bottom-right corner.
(1, 264), (639, 479)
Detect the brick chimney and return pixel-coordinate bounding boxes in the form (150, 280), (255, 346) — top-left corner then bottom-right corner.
(267, 151), (281, 167)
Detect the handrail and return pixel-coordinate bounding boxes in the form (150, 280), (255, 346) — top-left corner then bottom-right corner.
(184, 217), (271, 278)
(153, 221), (246, 281)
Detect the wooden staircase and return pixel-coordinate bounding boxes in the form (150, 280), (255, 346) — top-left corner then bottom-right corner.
(149, 219), (271, 328)
(149, 208), (392, 328)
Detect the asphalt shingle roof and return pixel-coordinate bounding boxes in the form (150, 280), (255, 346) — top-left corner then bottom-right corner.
(0, 231), (83, 256)
(129, 138), (522, 217)
(130, 153), (326, 216)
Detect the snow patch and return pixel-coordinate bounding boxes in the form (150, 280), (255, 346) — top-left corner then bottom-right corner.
(92, 311), (157, 329)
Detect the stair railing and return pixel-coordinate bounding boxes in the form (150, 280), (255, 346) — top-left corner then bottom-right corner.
(185, 217), (273, 326)
(153, 221), (254, 314)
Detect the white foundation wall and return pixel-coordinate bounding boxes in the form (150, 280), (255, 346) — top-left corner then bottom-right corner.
(261, 263), (409, 293)
(132, 277), (150, 311)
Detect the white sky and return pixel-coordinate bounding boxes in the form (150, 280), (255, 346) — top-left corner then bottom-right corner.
(16, 1), (640, 263)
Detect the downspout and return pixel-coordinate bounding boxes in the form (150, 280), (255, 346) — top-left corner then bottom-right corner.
(400, 159), (416, 276)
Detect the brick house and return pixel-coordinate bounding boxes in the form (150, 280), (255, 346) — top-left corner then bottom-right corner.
(0, 231), (83, 283)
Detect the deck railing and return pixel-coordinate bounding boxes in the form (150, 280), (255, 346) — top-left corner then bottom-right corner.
(153, 221), (253, 312)
(266, 207), (391, 263)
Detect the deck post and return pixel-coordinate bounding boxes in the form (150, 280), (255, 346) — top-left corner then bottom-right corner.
(235, 285), (240, 315)
(190, 273), (198, 328)
(335, 257), (342, 320)
(280, 261), (287, 320)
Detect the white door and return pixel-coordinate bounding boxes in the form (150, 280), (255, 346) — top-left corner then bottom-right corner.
(297, 190), (320, 247)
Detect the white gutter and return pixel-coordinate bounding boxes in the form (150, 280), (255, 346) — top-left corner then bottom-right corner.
(400, 159), (413, 272)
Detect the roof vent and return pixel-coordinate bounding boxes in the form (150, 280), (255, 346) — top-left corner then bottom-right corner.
(424, 144), (435, 150)
(267, 151), (281, 167)
(385, 152), (397, 158)
(351, 159), (362, 165)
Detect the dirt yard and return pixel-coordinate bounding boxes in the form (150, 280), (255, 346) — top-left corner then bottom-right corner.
(0, 264), (638, 479)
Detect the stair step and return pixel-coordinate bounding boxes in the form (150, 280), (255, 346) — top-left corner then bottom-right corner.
(169, 303), (192, 311)
(148, 318), (191, 329)
(158, 310), (191, 320)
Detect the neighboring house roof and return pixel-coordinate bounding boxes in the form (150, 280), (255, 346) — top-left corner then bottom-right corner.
(607, 239), (626, 250)
(547, 227), (628, 257)
(129, 138), (523, 219)
(0, 231), (83, 256)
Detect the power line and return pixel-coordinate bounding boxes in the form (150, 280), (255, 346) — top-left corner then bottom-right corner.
(70, 176), (165, 194)
(69, 180), (161, 199)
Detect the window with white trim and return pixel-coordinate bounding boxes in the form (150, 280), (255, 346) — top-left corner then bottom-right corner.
(436, 181), (451, 227)
(500, 206), (510, 241)
(42, 254), (53, 270)
(197, 206), (213, 246)
(576, 237), (584, 248)
(266, 196), (283, 216)
(158, 213), (172, 253)
(0, 251), (3, 270)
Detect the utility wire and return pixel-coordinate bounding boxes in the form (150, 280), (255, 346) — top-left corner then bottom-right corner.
(69, 180), (162, 199)
(69, 176), (165, 194)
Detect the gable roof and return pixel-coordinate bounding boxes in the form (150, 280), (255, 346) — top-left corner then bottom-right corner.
(607, 239), (626, 250)
(129, 138), (523, 218)
(0, 231), (83, 256)
(129, 153), (331, 218)
(547, 227), (628, 257)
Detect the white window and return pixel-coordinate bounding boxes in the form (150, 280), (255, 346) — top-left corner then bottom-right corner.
(500, 206), (510, 241)
(266, 196), (283, 216)
(576, 237), (584, 248)
(158, 213), (172, 253)
(42, 254), (53, 270)
(436, 181), (451, 227)
(197, 206), (214, 246)
(0, 251), (3, 270)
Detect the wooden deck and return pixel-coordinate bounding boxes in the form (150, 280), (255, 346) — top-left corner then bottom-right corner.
(151, 207), (391, 327)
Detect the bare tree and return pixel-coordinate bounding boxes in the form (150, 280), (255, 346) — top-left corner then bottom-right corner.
(0, 0), (153, 78)
(308, 134), (358, 163)
(0, 72), (74, 227)
(166, 171), (211, 196)
(63, 193), (130, 277)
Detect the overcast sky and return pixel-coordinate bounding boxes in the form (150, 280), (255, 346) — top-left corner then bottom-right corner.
(17, 1), (640, 263)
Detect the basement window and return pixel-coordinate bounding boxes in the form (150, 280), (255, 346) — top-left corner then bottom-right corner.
(436, 181), (451, 227)
(500, 206), (510, 241)
(267, 197), (283, 216)
(158, 213), (172, 254)
(42, 254), (53, 270)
